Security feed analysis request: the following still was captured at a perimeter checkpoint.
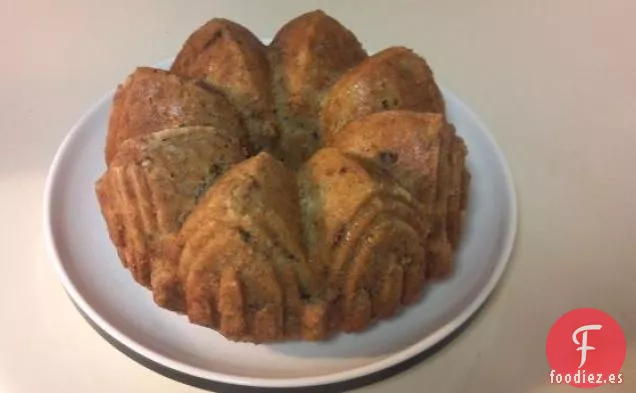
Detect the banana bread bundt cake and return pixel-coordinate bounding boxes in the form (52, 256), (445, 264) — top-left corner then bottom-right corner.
(96, 9), (470, 343)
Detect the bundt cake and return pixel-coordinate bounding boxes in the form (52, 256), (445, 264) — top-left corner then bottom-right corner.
(96, 9), (471, 343)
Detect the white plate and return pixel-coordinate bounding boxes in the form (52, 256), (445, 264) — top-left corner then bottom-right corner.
(43, 56), (517, 390)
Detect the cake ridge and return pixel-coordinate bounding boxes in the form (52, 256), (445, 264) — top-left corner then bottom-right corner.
(297, 149), (428, 333)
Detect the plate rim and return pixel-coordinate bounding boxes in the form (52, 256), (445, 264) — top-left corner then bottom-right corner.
(42, 63), (518, 389)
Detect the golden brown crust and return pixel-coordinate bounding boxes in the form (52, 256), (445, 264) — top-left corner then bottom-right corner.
(268, 10), (367, 169)
(106, 67), (247, 165)
(321, 46), (446, 145)
(446, 133), (468, 249)
(329, 111), (446, 215)
(459, 168), (471, 241)
(183, 228), (285, 342)
(297, 148), (428, 333)
(424, 120), (454, 279)
(95, 126), (247, 301)
(329, 111), (466, 278)
(171, 19), (279, 154)
(176, 152), (322, 342)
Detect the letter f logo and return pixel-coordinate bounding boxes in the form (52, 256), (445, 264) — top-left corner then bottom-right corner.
(572, 324), (602, 369)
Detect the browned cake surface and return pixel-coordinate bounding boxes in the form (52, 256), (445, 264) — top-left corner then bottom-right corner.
(460, 168), (471, 234)
(297, 148), (429, 333)
(328, 111), (446, 216)
(446, 133), (469, 249)
(95, 126), (247, 304)
(268, 10), (367, 169)
(97, 10), (471, 344)
(424, 119), (454, 279)
(321, 46), (446, 145)
(171, 19), (279, 154)
(327, 110), (465, 279)
(105, 67), (247, 165)
(174, 152), (325, 342)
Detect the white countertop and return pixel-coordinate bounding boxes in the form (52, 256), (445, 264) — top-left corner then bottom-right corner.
(1, 0), (635, 392)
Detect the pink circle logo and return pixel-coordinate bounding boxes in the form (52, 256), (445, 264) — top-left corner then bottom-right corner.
(546, 308), (626, 388)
